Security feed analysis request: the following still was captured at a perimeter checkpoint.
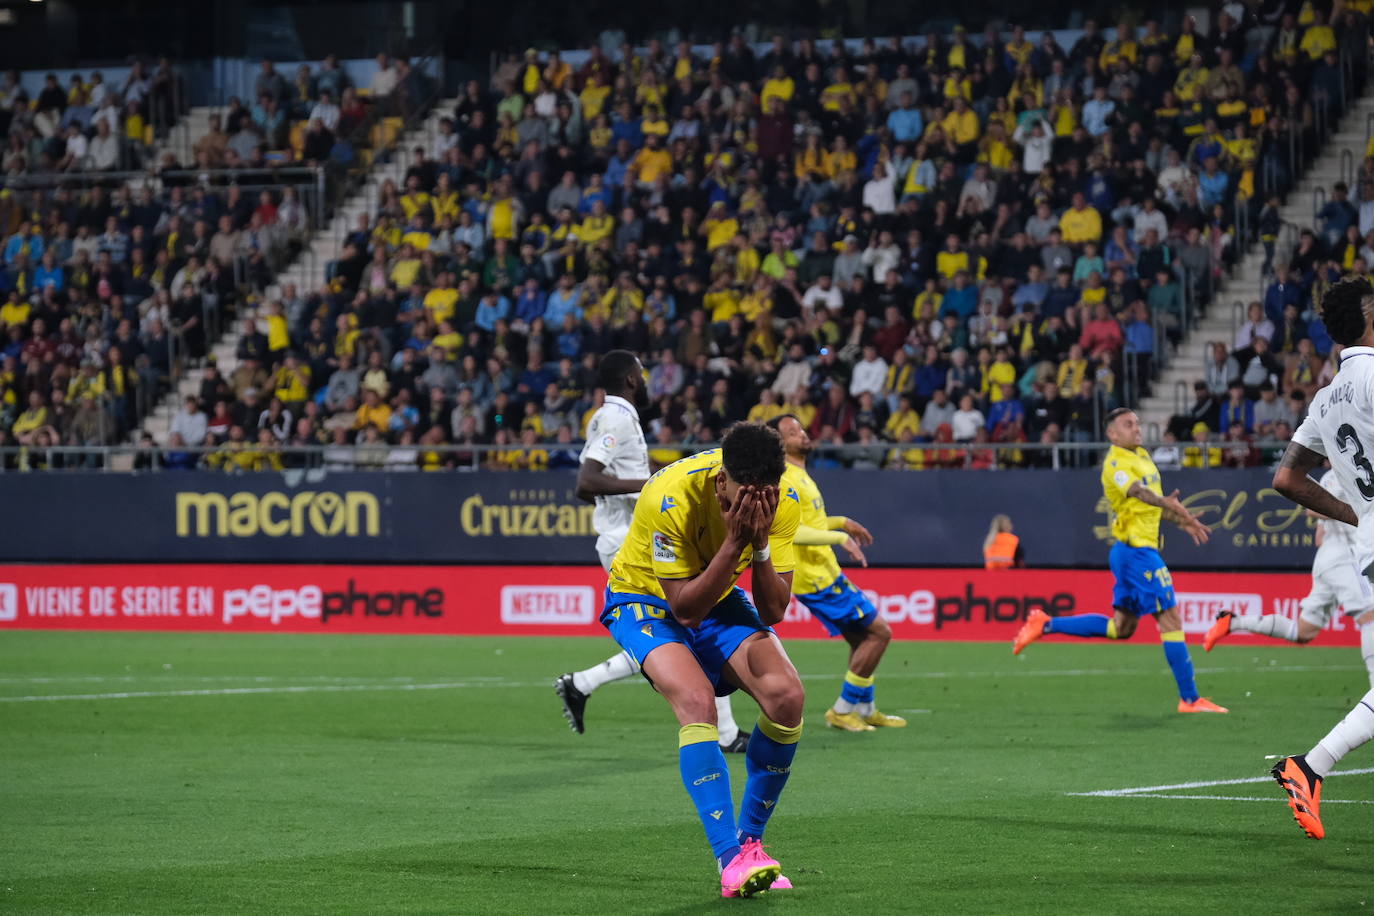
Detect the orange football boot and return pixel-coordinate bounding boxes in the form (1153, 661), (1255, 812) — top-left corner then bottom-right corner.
(1012, 609), (1051, 655)
(1272, 756), (1325, 839)
(1203, 612), (1233, 652)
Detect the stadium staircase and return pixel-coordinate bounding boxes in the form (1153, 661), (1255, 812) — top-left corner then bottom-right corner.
(137, 98), (458, 447)
(1137, 89), (1374, 435)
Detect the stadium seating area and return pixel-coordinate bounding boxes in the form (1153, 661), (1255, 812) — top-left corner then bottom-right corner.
(1, 62), (183, 174)
(3, 7), (1373, 470)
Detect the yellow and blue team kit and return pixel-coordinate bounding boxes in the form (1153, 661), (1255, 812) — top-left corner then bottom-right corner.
(604, 449), (800, 692)
(1101, 444), (1176, 616)
(782, 463), (879, 636)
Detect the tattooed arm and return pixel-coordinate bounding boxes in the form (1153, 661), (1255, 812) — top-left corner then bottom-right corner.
(1273, 442), (1358, 526)
(1126, 481), (1211, 545)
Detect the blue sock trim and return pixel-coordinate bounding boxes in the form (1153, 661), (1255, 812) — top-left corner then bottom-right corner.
(840, 681), (875, 704)
(1044, 613), (1111, 638)
(679, 740), (738, 859)
(736, 726), (798, 842)
(1162, 639), (1199, 703)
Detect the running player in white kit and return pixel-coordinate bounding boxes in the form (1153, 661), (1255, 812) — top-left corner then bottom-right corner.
(554, 350), (747, 751)
(1267, 276), (1374, 839)
(1204, 469), (1374, 680)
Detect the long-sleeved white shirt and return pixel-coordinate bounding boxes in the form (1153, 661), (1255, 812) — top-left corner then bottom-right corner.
(849, 356), (889, 398)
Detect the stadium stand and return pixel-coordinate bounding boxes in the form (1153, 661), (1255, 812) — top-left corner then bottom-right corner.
(4, 9), (1373, 471)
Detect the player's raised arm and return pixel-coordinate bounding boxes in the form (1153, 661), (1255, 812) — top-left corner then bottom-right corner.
(1125, 482), (1211, 546)
(658, 488), (758, 628)
(1274, 442), (1359, 527)
(747, 484), (795, 625)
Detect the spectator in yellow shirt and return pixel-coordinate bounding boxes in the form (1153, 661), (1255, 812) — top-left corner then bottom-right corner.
(577, 200), (615, 248)
(824, 136), (857, 179)
(820, 67), (857, 111)
(941, 96), (980, 152)
(761, 65), (795, 111)
(353, 388), (392, 431)
(885, 394), (922, 440)
(702, 201), (739, 251)
(913, 278), (943, 320)
(936, 234), (970, 280)
(1300, 16), (1336, 61)
(390, 243), (422, 288)
(794, 133), (826, 180)
(1056, 344), (1089, 392)
(0, 292), (30, 329)
(1059, 193), (1103, 244)
(747, 388), (787, 424)
(1099, 24), (1138, 69)
(704, 273), (740, 324)
(543, 51), (572, 90)
(579, 74), (610, 120)
(272, 354), (311, 406)
(423, 272), (459, 325)
(399, 175), (432, 221)
(630, 134), (673, 187)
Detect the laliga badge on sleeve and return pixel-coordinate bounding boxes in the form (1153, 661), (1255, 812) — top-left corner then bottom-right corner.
(652, 532), (676, 563)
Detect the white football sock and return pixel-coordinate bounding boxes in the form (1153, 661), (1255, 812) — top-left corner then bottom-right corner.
(715, 696), (739, 745)
(1230, 613), (1299, 641)
(571, 651), (639, 695)
(832, 698), (855, 714)
(1306, 687), (1374, 777)
(855, 701), (875, 717)
(1362, 622), (1374, 691)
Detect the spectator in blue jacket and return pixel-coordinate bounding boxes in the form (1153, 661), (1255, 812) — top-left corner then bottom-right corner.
(1218, 381), (1255, 435)
(1263, 264), (1303, 323)
(886, 91), (924, 143)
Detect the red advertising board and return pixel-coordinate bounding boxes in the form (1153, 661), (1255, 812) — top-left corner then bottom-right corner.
(0, 565), (1358, 646)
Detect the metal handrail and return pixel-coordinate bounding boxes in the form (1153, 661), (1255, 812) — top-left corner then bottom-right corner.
(1341, 148), (1355, 189)
(0, 439), (1297, 473)
(0, 165), (324, 189)
(1313, 185), (1328, 225)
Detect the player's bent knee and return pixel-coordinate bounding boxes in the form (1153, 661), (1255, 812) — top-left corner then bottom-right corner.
(755, 675), (805, 728)
(865, 616), (892, 644)
(664, 686), (719, 725)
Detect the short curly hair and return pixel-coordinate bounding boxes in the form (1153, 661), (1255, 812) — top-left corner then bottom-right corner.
(1320, 275), (1374, 346)
(721, 422), (786, 488)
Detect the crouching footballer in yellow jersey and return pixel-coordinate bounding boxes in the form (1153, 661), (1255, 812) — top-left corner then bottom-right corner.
(768, 415), (907, 732)
(1012, 408), (1228, 714)
(602, 423), (804, 898)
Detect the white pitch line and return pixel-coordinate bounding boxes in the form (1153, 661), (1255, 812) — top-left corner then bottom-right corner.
(1092, 793), (1374, 805)
(0, 681), (513, 703)
(0, 662), (1365, 703)
(1069, 767), (1374, 797)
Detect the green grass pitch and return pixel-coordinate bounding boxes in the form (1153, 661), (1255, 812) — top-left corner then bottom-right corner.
(2, 632), (1373, 914)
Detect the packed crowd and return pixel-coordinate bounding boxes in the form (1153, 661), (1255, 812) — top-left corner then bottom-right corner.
(0, 51), (453, 467)
(184, 53), (434, 173)
(1160, 183), (1374, 470)
(0, 175), (316, 466)
(4, 5), (1371, 471)
(2, 61), (184, 174)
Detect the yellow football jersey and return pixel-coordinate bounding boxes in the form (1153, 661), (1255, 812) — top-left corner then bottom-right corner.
(609, 449), (800, 605)
(783, 463), (844, 595)
(1102, 445), (1163, 549)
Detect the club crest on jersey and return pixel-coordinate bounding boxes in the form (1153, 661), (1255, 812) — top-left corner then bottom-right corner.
(652, 532), (676, 563)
